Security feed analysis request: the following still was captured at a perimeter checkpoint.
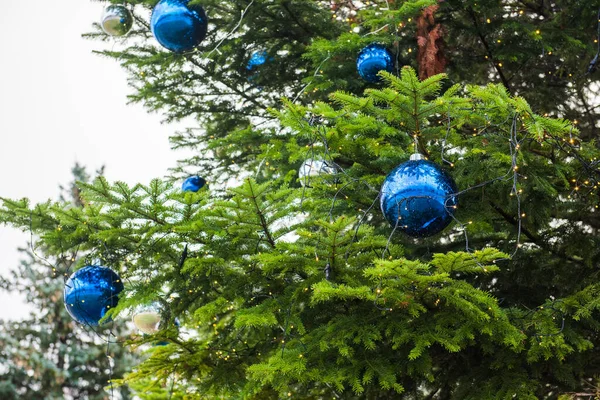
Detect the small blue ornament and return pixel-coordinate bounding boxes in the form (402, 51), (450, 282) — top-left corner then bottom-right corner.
(101, 5), (133, 37)
(380, 154), (457, 237)
(356, 43), (394, 83)
(247, 50), (268, 71)
(151, 0), (208, 53)
(182, 175), (206, 192)
(64, 266), (124, 326)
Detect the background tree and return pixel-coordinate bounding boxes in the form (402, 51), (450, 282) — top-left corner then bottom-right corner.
(2, 0), (600, 399)
(0, 164), (136, 400)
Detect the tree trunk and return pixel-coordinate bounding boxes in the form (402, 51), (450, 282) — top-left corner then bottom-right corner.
(416, 2), (447, 79)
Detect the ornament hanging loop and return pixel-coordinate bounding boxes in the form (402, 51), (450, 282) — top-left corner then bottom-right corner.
(411, 131), (424, 160)
(412, 133), (420, 155)
(324, 262), (332, 281)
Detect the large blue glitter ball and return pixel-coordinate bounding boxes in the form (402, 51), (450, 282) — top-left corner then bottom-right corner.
(63, 266), (124, 326)
(150, 0), (208, 53)
(182, 175), (206, 192)
(380, 157), (457, 237)
(356, 44), (394, 83)
(247, 50), (268, 70)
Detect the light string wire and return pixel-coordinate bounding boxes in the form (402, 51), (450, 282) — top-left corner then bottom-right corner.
(28, 207), (79, 285)
(443, 112), (525, 262)
(205, 0), (256, 59)
(506, 298), (567, 340)
(292, 54), (332, 103)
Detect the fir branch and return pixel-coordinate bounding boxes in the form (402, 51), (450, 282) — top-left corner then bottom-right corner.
(467, 7), (512, 93)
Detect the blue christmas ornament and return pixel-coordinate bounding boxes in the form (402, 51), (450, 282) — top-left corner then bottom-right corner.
(101, 5), (133, 37)
(380, 154), (457, 237)
(246, 50), (268, 71)
(150, 0), (208, 53)
(182, 175), (206, 192)
(356, 43), (394, 83)
(63, 266), (124, 326)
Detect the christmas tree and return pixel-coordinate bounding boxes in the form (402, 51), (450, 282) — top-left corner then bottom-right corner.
(0, 164), (136, 400)
(2, 0), (600, 398)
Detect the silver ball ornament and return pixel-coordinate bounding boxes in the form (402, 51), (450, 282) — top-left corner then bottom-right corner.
(101, 5), (134, 37)
(132, 302), (163, 334)
(299, 159), (338, 187)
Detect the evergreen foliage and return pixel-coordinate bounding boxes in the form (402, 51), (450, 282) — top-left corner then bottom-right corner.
(2, 0), (600, 398)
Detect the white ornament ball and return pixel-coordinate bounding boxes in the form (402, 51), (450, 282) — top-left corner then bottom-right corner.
(101, 5), (134, 37)
(132, 302), (162, 334)
(299, 159), (338, 187)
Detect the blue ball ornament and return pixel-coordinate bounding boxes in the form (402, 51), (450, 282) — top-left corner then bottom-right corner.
(150, 0), (208, 53)
(182, 175), (206, 192)
(380, 154), (457, 237)
(63, 266), (124, 326)
(356, 43), (394, 83)
(246, 50), (269, 71)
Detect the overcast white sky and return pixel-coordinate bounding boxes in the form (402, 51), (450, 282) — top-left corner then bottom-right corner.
(0, 1), (182, 319)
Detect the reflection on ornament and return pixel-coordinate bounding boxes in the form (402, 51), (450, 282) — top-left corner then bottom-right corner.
(142, 318), (180, 346)
(182, 175), (206, 192)
(101, 5), (134, 37)
(132, 302), (163, 334)
(151, 0), (208, 53)
(63, 266), (124, 326)
(380, 154), (457, 237)
(356, 44), (394, 83)
(299, 159), (338, 187)
(247, 50), (268, 71)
